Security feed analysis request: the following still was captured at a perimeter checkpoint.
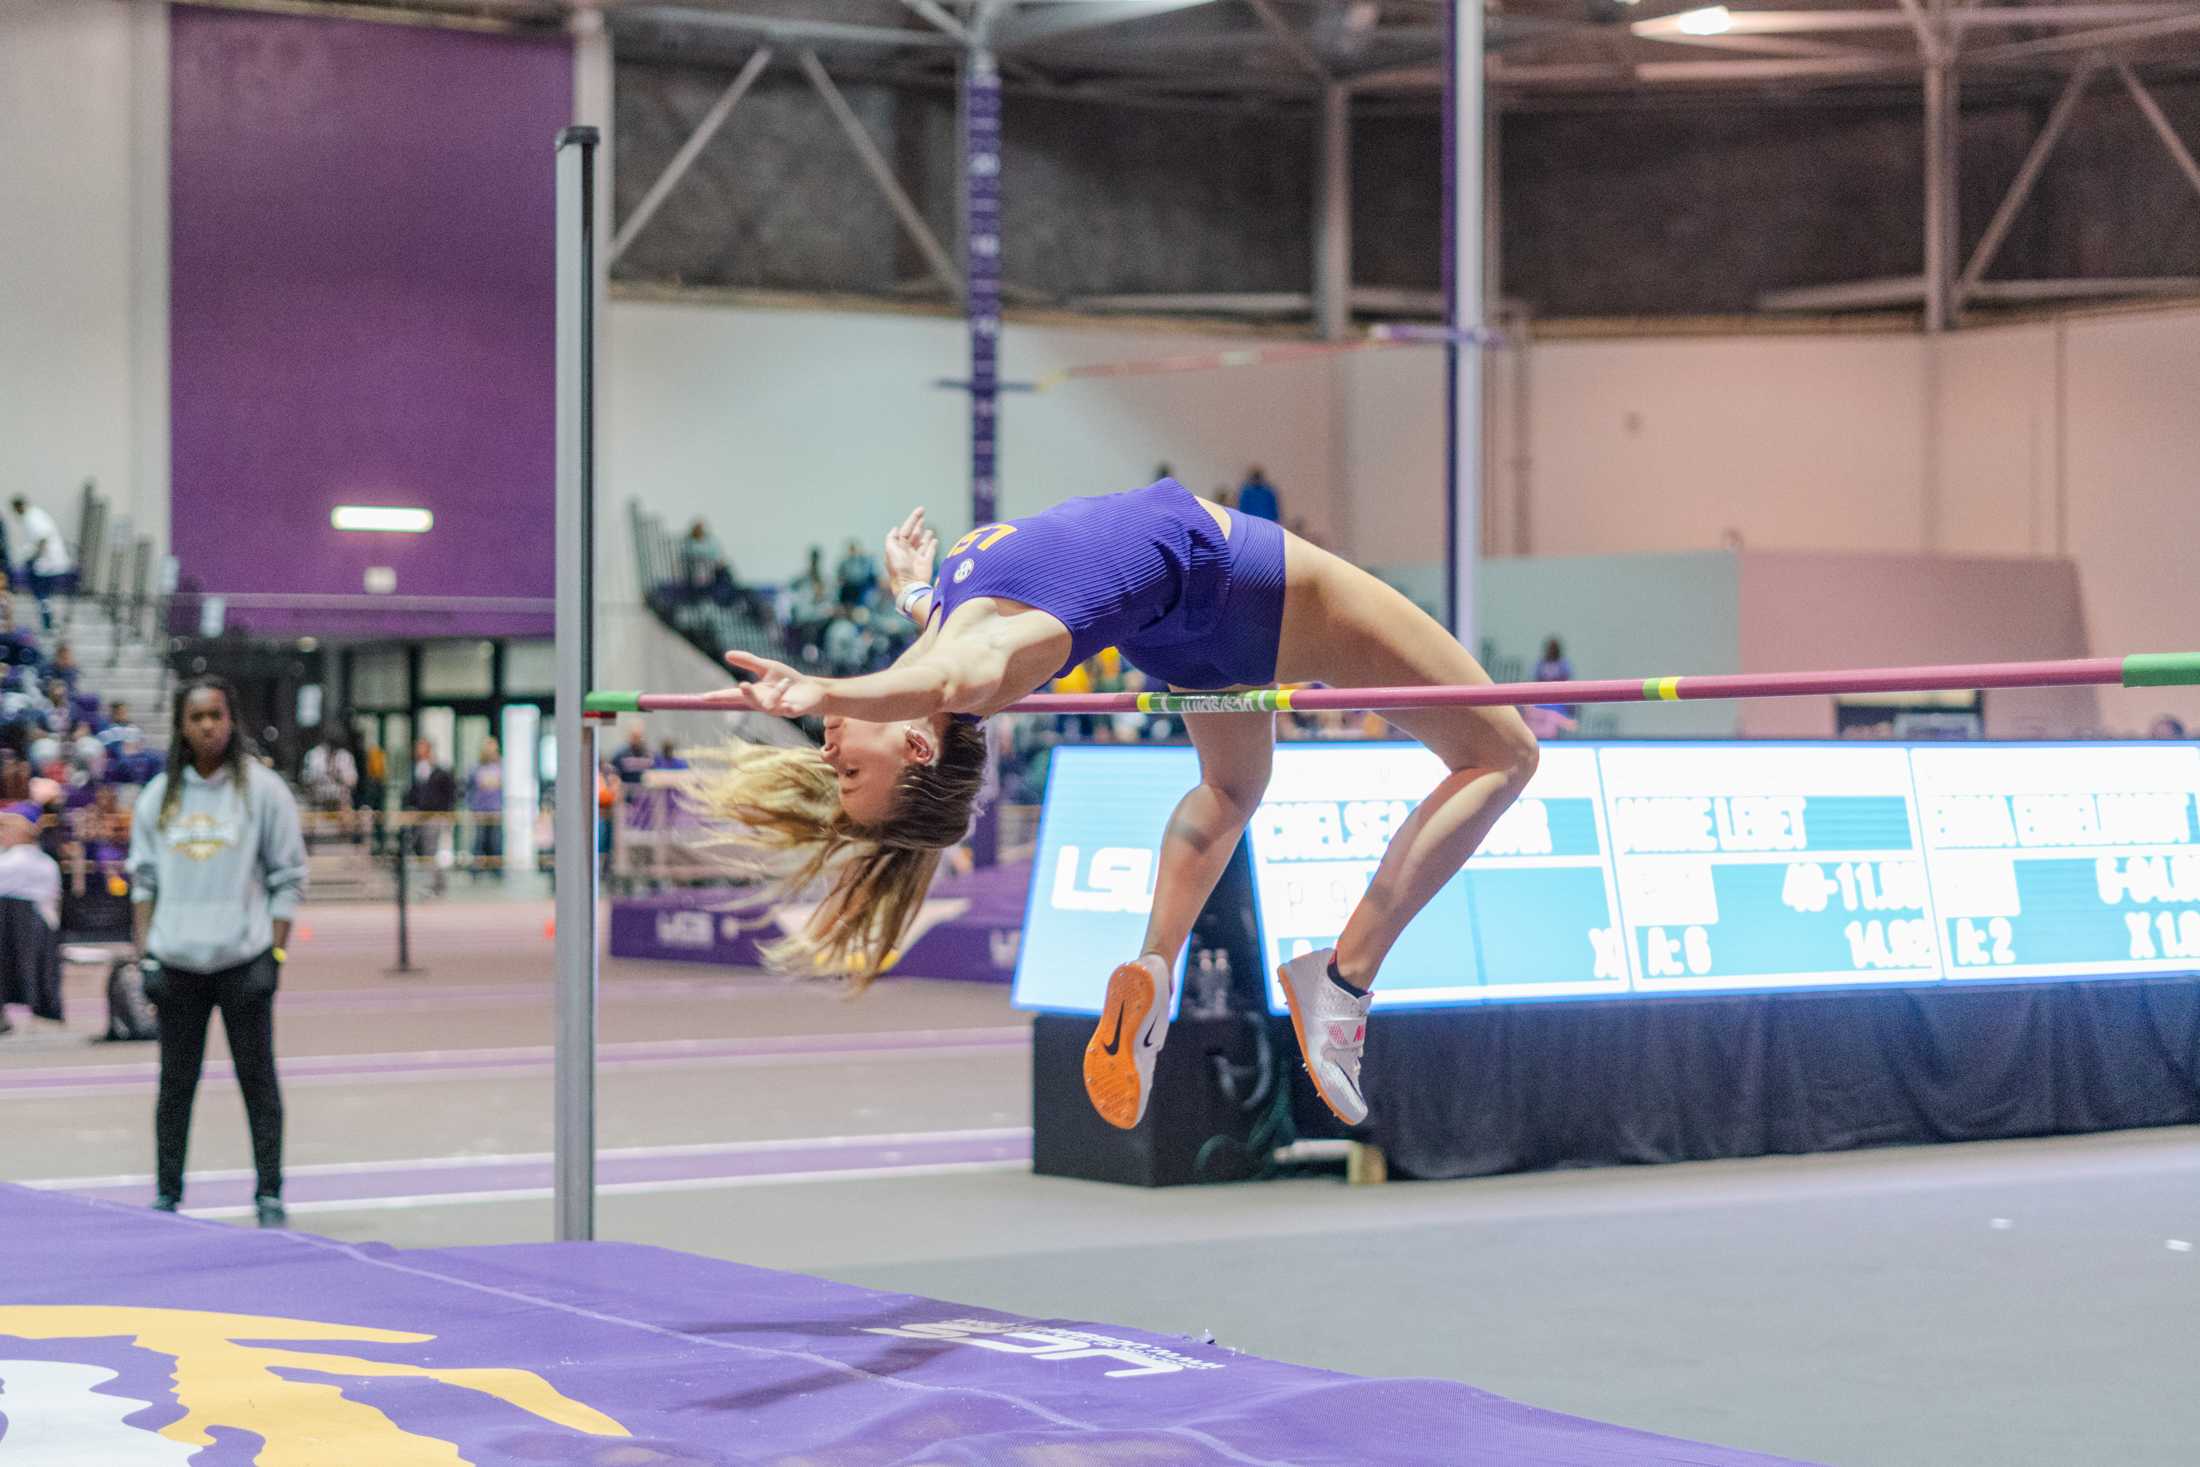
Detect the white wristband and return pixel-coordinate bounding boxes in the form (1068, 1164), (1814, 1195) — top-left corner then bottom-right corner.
(896, 582), (934, 621)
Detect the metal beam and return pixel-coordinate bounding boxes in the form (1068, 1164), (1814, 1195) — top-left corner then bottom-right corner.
(1446, 0), (1485, 646)
(1491, 54), (1920, 85)
(1952, 4), (2200, 27)
(1893, 0), (1935, 53)
(624, 7), (958, 51)
(1957, 62), (2096, 311)
(1965, 12), (2200, 65)
(2117, 60), (2200, 202)
(1759, 275), (1926, 311)
(964, 47), (1003, 526)
(1971, 276), (2200, 299)
(608, 47), (771, 266)
(1068, 290), (1314, 313)
(992, 0), (1220, 50)
(1623, 4), (2200, 34)
(1245, 0), (1331, 80)
(1922, 2), (1957, 333)
(1633, 32), (1894, 60)
(1315, 84), (1351, 339)
(896, 0), (971, 45)
(796, 49), (965, 298)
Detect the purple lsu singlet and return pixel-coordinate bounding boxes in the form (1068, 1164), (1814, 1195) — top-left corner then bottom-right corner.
(929, 479), (1288, 690)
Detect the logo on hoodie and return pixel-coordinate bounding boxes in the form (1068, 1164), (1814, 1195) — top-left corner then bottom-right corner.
(169, 810), (240, 863)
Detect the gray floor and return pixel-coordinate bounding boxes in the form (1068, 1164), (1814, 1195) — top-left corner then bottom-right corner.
(6, 896), (2196, 1466)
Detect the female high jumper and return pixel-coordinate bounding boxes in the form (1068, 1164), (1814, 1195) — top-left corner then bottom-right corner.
(697, 478), (1538, 1129)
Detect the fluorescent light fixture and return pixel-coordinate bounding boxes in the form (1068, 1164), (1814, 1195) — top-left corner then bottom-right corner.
(332, 505), (434, 533)
(1674, 5), (1734, 34)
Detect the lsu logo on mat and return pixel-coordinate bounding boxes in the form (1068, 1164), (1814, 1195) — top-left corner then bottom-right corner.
(0, 1305), (628, 1465)
(861, 1316), (1224, 1380)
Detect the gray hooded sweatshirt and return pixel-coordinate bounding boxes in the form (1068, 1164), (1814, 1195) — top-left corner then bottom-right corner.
(128, 760), (308, 973)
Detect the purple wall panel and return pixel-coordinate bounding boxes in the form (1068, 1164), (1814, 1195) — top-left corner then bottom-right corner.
(169, 9), (570, 640)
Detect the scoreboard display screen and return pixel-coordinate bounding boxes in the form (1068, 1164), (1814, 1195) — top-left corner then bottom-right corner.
(1010, 740), (2200, 1014)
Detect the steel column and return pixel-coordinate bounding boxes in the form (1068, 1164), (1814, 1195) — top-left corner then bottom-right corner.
(553, 126), (600, 1244)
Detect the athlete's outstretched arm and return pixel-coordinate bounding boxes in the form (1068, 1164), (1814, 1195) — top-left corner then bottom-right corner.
(713, 610), (1064, 722)
(1137, 709), (1275, 963)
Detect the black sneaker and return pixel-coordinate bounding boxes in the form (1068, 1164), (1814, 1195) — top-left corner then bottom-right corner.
(254, 1194), (288, 1229)
(151, 1194), (181, 1213)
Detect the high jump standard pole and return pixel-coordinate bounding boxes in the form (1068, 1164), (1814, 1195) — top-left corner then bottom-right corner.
(554, 125), (601, 1243)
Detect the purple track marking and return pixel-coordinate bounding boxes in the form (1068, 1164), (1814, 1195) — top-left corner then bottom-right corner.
(31, 1128), (1033, 1213)
(0, 1026), (1030, 1098)
(0, 1184), (1822, 1464)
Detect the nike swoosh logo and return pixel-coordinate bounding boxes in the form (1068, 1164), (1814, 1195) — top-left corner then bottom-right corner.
(1100, 1005), (1126, 1057)
(1138, 1011), (1162, 1051)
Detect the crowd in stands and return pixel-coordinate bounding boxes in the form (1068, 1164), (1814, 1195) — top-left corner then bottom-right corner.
(0, 521), (157, 959)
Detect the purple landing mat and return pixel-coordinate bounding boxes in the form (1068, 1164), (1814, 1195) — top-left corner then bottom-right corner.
(612, 860), (1036, 980)
(0, 1186), (1815, 1466)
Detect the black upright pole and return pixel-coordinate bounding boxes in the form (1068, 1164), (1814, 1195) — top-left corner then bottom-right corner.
(387, 822), (421, 976)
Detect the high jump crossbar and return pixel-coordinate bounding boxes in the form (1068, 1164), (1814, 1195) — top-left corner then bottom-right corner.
(583, 652), (2200, 722)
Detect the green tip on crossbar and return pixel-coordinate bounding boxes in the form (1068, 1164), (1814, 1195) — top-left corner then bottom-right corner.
(583, 691), (643, 714)
(2121, 653), (2200, 689)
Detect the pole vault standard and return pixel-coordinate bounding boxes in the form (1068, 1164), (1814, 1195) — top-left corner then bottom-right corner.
(554, 125), (600, 1243)
(583, 652), (2200, 722)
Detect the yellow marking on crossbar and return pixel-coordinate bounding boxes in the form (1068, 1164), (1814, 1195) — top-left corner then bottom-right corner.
(1651, 676), (1682, 701)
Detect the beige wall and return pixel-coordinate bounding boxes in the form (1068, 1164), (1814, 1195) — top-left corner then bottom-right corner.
(1735, 553), (2096, 739)
(1525, 334), (1932, 557)
(0, 0), (167, 555)
(1936, 307), (2200, 731)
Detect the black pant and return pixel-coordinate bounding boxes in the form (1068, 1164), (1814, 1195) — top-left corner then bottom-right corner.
(154, 953), (283, 1201)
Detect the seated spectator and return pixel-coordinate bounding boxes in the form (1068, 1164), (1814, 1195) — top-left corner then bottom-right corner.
(64, 783), (130, 897)
(37, 681), (72, 736)
(0, 808), (60, 931)
(99, 701), (141, 751)
(822, 606), (880, 677)
(784, 572), (833, 656)
(105, 734), (162, 787)
(69, 722), (105, 776)
(682, 520), (726, 598)
(1535, 636), (1577, 725)
(48, 642), (80, 691)
(654, 739), (688, 772)
(1236, 466), (1280, 522)
(613, 724), (655, 785)
(2152, 715), (2189, 740)
(836, 539), (880, 609)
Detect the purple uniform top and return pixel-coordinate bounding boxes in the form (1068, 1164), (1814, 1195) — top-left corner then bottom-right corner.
(930, 479), (1287, 691)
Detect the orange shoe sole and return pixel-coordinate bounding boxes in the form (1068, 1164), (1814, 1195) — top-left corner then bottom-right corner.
(1083, 961), (1156, 1130)
(1280, 969), (1361, 1128)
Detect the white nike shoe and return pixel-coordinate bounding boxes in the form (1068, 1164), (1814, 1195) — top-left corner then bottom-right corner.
(1276, 947), (1372, 1126)
(1083, 953), (1174, 1130)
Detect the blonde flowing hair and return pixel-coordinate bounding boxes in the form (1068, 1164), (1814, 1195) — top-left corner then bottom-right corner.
(685, 720), (989, 988)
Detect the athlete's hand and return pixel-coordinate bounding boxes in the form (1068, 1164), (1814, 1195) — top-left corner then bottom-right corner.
(714, 651), (826, 718)
(883, 506), (938, 595)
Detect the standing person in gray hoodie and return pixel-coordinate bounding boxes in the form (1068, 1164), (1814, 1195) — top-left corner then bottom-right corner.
(128, 677), (307, 1226)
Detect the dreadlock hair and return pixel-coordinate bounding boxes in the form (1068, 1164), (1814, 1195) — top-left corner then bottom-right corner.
(685, 717), (988, 989)
(160, 676), (254, 828)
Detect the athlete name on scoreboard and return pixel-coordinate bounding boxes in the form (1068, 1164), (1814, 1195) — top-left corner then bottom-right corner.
(1597, 744), (1939, 990)
(1911, 745), (2200, 979)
